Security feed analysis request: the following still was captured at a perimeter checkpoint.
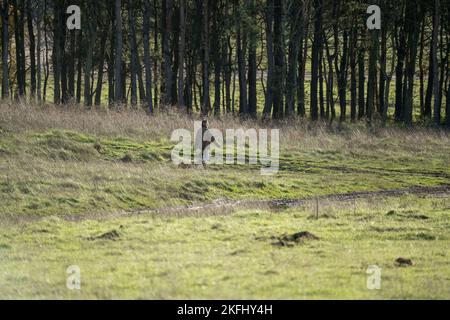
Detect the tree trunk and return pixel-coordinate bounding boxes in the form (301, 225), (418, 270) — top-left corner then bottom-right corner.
(36, 1), (42, 102)
(177, 0), (186, 109)
(379, 27), (387, 117)
(114, 0), (124, 103)
(337, 30), (348, 122)
(201, 0), (210, 115)
(13, 0), (26, 97)
(143, 0), (153, 113)
(153, 0), (159, 109)
(310, 0), (322, 121)
(162, 0), (173, 106)
(418, 16), (425, 117)
(395, 23), (406, 122)
(224, 35), (232, 114)
(76, 29), (82, 104)
(358, 44), (365, 119)
(349, 28), (357, 122)
(285, 0), (303, 117)
(95, 24), (108, 106)
(68, 31), (76, 100)
(236, 0), (247, 115)
(324, 38), (335, 122)
(272, 0), (285, 119)
(366, 28), (379, 125)
(26, 0), (36, 98)
(263, 0), (274, 118)
(247, 0), (257, 117)
(319, 44), (325, 119)
(52, 0), (62, 103)
(446, 79), (450, 127)
(1, 0), (9, 98)
(403, 0), (420, 125)
(212, 2), (222, 116)
(84, 21), (96, 107)
(297, 13), (309, 117)
(127, 0), (138, 107)
(432, 0), (440, 125)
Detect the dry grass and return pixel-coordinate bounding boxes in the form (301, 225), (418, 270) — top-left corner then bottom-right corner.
(1, 101), (449, 149)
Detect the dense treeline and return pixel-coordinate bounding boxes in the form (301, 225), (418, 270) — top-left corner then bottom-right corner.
(0, 0), (449, 126)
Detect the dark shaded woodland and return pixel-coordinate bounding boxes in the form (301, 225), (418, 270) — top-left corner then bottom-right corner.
(0, 0), (449, 126)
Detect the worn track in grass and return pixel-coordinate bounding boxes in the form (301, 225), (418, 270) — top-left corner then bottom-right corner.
(71, 184), (450, 221)
(1, 185), (448, 225)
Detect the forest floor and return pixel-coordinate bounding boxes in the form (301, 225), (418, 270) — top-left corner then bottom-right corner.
(0, 104), (449, 299)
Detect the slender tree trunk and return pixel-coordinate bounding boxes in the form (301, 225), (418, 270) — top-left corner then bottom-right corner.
(403, 0), (420, 125)
(297, 14), (309, 117)
(383, 35), (396, 124)
(379, 27), (387, 117)
(153, 0), (159, 109)
(143, 0), (153, 113)
(446, 78), (450, 127)
(263, 0), (274, 118)
(324, 38), (335, 122)
(319, 44), (325, 119)
(418, 16), (425, 117)
(76, 29), (82, 104)
(247, 0), (257, 117)
(177, 0), (186, 109)
(395, 20), (406, 122)
(13, 0), (25, 97)
(108, 7), (115, 106)
(1, 0), (9, 98)
(36, 1), (42, 102)
(26, 0), (36, 98)
(358, 44), (365, 119)
(350, 28), (357, 122)
(61, 25), (68, 104)
(337, 30), (349, 122)
(95, 24), (108, 106)
(236, 0), (247, 115)
(84, 21), (96, 107)
(127, 0), (138, 107)
(43, 0), (49, 102)
(19, 0), (26, 96)
(310, 0), (322, 121)
(162, 0), (173, 106)
(437, 22), (446, 124)
(201, 0), (210, 115)
(224, 36), (232, 114)
(285, 0), (303, 117)
(366, 28), (379, 125)
(52, 0), (62, 104)
(272, 0), (285, 119)
(432, 0), (441, 125)
(114, 0), (124, 103)
(68, 31), (76, 100)
(212, 2), (222, 116)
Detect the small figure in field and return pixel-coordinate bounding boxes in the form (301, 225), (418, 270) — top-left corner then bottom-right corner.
(201, 119), (215, 167)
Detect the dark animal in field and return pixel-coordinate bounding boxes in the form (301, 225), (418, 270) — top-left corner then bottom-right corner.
(395, 258), (413, 267)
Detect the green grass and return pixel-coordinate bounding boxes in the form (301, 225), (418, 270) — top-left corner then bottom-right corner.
(0, 105), (449, 299)
(0, 195), (448, 299)
(1, 124), (449, 218)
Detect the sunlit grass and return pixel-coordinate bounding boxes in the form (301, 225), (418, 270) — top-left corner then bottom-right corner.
(0, 195), (448, 299)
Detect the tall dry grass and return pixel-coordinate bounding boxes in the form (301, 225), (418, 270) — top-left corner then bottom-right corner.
(1, 101), (449, 151)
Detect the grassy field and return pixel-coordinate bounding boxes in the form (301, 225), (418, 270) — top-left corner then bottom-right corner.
(0, 103), (449, 299)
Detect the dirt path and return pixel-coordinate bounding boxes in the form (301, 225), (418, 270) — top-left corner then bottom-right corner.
(70, 184), (450, 221)
(2, 185), (449, 225)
